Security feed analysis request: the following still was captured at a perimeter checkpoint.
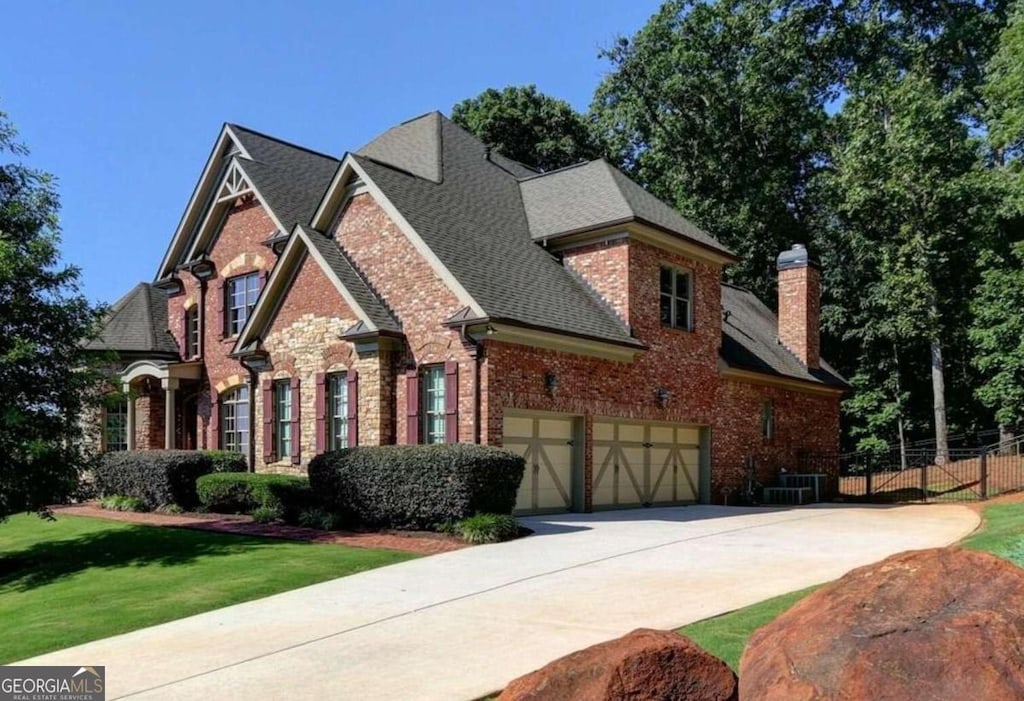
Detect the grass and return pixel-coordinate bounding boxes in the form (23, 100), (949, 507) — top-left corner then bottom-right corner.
(677, 501), (1024, 671)
(676, 586), (821, 671)
(0, 513), (415, 663)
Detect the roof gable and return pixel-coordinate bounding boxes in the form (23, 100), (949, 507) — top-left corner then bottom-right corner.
(156, 124), (339, 281)
(232, 225), (400, 355)
(347, 116), (639, 346)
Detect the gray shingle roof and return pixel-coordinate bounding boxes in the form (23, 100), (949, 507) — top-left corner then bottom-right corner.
(86, 283), (180, 357)
(720, 283), (846, 388)
(297, 225), (402, 334)
(519, 160), (734, 257)
(354, 114), (641, 347)
(229, 125), (339, 232)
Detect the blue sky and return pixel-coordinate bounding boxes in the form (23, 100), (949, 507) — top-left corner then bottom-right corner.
(1, 0), (661, 304)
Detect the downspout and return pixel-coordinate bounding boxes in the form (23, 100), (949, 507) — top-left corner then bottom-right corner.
(244, 365), (258, 472)
(458, 323), (484, 445)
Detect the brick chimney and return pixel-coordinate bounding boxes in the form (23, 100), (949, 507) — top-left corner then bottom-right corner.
(776, 243), (821, 369)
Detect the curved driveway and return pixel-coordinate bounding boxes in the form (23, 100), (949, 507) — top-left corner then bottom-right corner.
(21, 503), (978, 700)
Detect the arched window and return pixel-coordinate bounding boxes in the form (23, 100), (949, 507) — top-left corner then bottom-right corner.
(220, 386), (250, 453)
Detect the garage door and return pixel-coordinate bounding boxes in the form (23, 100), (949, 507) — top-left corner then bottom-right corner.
(592, 419), (705, 508)
(503, 413), (578, 513)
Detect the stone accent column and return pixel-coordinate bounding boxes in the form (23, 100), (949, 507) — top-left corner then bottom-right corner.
(162, 378), (178, 450)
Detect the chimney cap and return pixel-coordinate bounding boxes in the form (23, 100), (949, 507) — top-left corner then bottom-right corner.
(777, 243), (819, 270)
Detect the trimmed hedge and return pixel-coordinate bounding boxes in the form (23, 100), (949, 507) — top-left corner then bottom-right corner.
(201, 450), (248, 474)
(196, 473), (315, 521)
(93, 450), (217, 509)
(307, 444), (525, 530)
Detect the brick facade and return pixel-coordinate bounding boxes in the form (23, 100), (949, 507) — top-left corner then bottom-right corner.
(127, 160), (840, 511)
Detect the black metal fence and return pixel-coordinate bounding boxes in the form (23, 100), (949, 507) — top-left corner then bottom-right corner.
(798, 437), (1024, 504)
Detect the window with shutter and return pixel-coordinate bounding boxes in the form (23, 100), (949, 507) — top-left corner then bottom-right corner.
(421, 365), (445, 445)
(290, 377), (301, 464)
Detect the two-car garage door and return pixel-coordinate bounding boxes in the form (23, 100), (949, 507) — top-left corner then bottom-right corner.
(503, 412), (708, 514)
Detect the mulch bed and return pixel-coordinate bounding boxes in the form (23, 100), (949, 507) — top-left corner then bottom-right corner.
(52, 504), (467, 556)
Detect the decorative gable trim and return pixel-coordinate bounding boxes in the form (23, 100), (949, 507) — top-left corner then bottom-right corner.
(156, 125), (253, 280)
(231, 225), (387, 355)
(156, 124), (295, 281)
(180, 159), (287, 265)
(310, 155), (486, 319)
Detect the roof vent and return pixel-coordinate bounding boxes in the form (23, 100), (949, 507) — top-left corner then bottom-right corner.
(484, 146), (491, 162)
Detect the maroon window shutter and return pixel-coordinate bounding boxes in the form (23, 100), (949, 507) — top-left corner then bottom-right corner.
(315, 373), (327, 454)
(179, 308), (189, 359)
(215, 280), (225, 338)
(444, 360), (459, 444)
(290, 377), (301, 464)
(406, 369), (420, 445)
(209, 388), (220, 449)
(347, 370), (359, 447)
(262, 379), (275, 463)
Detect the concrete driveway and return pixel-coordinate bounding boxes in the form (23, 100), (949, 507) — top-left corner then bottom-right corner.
(21, 503), (978, 700)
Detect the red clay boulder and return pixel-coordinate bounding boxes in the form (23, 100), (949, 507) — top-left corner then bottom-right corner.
(498, 628), (738, 701)
(740, 547), (1024, 700)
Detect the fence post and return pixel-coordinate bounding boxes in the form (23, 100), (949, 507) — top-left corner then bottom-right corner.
(866, 458), (873, 500)
(921, 460), (929, 502)
(980, 448), (988, 500)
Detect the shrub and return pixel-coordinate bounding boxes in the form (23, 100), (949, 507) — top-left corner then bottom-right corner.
(93, 450), (216, 509)
(201, 450), (248, 474)
(296, 507), (343, 531)
(251, 505), (281, 524)
(196, 473), (315, 521)
(99, 494), (149, 512)
(454, 513), (519, 544)
(154, 503), (184, 515)
(307, 444), (525, 530)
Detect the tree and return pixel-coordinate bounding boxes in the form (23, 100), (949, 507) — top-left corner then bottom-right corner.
(0, 109), (103, 521)
(591, 0), (838, 300)
(451, 85), (604, 172)
(970, 243), (1024, 435)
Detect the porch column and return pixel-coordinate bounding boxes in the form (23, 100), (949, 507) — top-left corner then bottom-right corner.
(123, 383), (136, 451)
(162, 377), (179, 450)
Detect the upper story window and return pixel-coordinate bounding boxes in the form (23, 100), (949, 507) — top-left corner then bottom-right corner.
(274, 380), (293, 458)
(220, 386), (250, 453)
(421, 365), (445, 445)
(660, 266), (693, 331)
(328, 372), (349, 450)
(104, 397), (128, 452)
(185, 305), (200, 359)
(226, 272), (260, 336)
(762, 400), (775, 441)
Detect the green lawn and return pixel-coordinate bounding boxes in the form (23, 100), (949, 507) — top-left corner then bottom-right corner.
(0, 514), (415, 663)
(677, 501), (1024, 670)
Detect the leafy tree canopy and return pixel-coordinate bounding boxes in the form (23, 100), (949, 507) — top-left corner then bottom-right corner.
(0, 108), (103, 521)
(451, 85), (604, 172)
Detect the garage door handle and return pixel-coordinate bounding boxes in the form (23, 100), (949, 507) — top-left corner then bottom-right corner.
(566, 440), (574, 446)
(643, 442), (653, 448)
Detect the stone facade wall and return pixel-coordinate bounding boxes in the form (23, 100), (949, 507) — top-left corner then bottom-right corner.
(166, 195), (278, 453)
(332, 194), (477, 444)
(778, 265), (821, 368)
(258, 252), (373, 473)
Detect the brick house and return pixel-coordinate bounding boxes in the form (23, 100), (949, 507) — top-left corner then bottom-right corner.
(88, 112), (846, 512)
